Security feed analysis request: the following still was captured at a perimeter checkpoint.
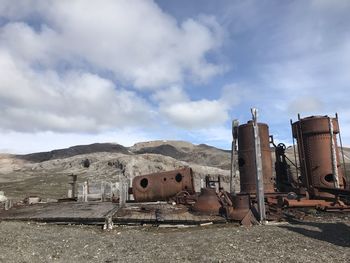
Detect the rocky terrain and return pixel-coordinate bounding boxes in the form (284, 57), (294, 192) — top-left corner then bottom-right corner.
(0, 141), (234, 200)
(1, 140), (350, 201)
(0, 214), (349, 263)
(0, 141), (350, 262)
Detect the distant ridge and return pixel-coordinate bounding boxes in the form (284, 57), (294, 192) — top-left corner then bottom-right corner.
(16, 143), (130, 162)
(14, 141), (231, 170)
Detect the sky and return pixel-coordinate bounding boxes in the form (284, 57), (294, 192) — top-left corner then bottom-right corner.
(0, 0), (350, 153)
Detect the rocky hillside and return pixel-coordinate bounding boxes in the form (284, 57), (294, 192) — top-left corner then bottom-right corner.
(1, 140), (349, 200)
(16, 140), (231, 170)
(0, 141), (234, 200)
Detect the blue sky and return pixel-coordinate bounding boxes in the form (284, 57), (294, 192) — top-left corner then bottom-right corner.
(0, 0), (350, 153)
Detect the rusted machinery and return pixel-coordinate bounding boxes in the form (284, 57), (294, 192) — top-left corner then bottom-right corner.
(192, 188), (221, 215)
(291, 115), (346, 198)
(132, 167), (195, 202)
(131, 166), (256, 225)
(128, 112), (350, 226)
(237, 121), (275, 194)
(191, 187), (256, 225)
(267, 114), (350, 212)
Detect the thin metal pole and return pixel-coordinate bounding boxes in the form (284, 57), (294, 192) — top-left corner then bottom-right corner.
(251, 108), (266, 224)
(336, 113), (347, 179)
(290, 119), (299, 183)
(230, 119), (239, 194)
(329, 117), (340, 188)
(297, 114), (310, 192)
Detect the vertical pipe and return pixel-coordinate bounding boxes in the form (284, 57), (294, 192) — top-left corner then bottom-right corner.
(336, 113), (347, 179)
(328, 117), (340, 188)
(290, 119), (299, 183)
(230, 119), (239, 194)
(230, 143), (234, 193)
(296, 114), (310, 191)
(251, 108), (266, 223)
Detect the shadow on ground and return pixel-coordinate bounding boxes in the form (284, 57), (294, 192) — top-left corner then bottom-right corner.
(280, 218), (350, 247)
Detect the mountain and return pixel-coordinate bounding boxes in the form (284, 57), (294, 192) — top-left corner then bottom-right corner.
(0, 141), (234, 200)
(1, 140), (349, 201)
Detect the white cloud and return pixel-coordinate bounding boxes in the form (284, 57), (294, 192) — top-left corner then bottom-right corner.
(0, 129), (155, 154)
(161, 99), (229, 129)
(0, 0), (226, 135)
(287, 97), (323, 114)
(152, 86), (189, 105)
(152, 84), (244, 129)
(0, 0), (224, 89)
(0, 49), (153, 132)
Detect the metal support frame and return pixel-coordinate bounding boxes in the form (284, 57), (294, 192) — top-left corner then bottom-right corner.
(251, 108), (266, 223)
(328, 117), (340, 188)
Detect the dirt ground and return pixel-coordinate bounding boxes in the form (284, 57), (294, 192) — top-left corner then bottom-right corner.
(0, 216), (349, 263)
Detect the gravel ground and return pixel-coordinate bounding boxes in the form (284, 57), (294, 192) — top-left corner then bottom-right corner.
(0, 218), (349, 263)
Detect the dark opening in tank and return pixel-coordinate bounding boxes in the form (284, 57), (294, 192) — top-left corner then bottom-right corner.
(238, 158), (245, 167)
(324, 174), (334, 183)
(140, 178), (148, 188)
(175, 173), (183, 182)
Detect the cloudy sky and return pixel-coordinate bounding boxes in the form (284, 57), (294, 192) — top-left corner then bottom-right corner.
(0, 0), (350, 153)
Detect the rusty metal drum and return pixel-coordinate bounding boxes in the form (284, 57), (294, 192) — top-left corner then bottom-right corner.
(132, 167), (195, 202)
(227, 193), (251, 221)
(292, 116), (345, 198)
(192, 188), (222, 215)
(238, 121), (275, 194)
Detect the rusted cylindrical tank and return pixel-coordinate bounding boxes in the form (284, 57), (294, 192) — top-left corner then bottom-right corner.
(132, 167), (195, 202)
(238, 121), (275, 194)
(192, 188), (222, 215)
(292, 116), (345, 198)
(227, 193), (251, 221)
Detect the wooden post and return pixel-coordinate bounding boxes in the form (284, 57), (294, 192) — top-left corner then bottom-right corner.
(72, 174), (77, 198)
(119, 178), (126, 207)
(101, 181), (105, 202)
(4, 199), (12, 210)
(251, 108), (266, 223)
(83, 181), (88, 202)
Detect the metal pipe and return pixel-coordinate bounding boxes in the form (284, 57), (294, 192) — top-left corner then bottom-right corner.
(336, 113), (347, 180)
(251, 108), (266, 223)
(230, 119), (239, 194)
(296, 113), (310, 190)
(290, 119), (299, 184)
(329, 117), (340, 188)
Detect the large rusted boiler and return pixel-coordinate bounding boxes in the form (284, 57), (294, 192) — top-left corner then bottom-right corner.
(237, 121), (275, 194)
(292, 116), (346, 198)
(132, 167), (195, 202)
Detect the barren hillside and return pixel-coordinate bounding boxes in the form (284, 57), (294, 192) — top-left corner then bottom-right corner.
(0, 141), (234, 200)
(1, 141), (349, 201)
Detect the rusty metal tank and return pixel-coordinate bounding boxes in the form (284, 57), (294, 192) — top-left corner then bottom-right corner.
(132, 167), (195, 202)
(292, 116), (345, 198)
(192, 188), (222, 215)
(238, 121), (275, 194)
(226, 193), (251, 221)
